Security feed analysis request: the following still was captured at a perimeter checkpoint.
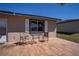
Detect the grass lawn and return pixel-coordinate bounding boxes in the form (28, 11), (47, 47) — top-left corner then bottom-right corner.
(57, 33), (79, 43)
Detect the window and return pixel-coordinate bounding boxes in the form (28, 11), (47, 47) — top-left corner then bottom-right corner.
(38, 21), (44, 32)
(30, 20), (38, 31)
(29, 19), (44, 32)
(0, 19), (6, 35)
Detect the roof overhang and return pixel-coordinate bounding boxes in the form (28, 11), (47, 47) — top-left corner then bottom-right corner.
(0, 10), (61, 21)
(57, 19), (79, 24)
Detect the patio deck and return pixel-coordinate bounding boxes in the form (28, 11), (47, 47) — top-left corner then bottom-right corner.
(0, 38), (79, 56)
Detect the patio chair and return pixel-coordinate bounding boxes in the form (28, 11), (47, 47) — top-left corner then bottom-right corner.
(19, 33), (29, 44)
(38, 33), (45, 42)
(24, 35), (29, 43)
(44, 32), (49, 42)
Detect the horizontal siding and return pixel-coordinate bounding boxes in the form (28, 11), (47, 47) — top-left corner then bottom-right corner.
(57, 21), (79, 33)
(7, 16), (25, 32)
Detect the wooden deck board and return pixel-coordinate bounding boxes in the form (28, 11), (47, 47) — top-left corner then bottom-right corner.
(0, 38), (79, 56)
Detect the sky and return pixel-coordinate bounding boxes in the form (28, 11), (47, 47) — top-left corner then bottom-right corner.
(0, 3), (79, 20)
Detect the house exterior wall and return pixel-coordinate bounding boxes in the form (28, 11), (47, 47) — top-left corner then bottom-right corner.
(7, 16), (25, 32)
(8, 18), (30, 42)
(0, 14), (26, 32)
(7, 16), (26, 42)
(48, 20), (56, 39)
(0, 13), (57, 43)
(57, 21), (79, 33)
(0, 14), (26, 42)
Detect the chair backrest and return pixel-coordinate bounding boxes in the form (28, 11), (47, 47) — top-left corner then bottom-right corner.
(19, 32), (29, 42)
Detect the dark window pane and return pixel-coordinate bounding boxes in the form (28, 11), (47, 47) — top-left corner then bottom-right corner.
(38, 21), (44, 32)
(29, 20), (38, 31)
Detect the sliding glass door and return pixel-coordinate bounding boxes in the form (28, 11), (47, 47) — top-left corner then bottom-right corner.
(29, 19), (44, 33)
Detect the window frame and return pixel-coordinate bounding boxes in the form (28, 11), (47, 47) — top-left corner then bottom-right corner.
(29, 19), (45, 32)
